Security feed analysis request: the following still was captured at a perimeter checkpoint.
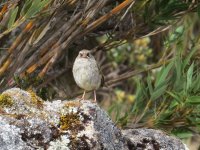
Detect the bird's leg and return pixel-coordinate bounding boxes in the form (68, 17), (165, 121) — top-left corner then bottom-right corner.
(81, 90), (86, 100)
(78, 91), (85, 111)
(93, 90), (97, 102)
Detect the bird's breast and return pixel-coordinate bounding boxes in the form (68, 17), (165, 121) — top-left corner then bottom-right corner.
(73, 59), (101, 91)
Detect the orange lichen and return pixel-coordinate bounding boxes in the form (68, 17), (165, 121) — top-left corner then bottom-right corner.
(65, 101), (80, 108)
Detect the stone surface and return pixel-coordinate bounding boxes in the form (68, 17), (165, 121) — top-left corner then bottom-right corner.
(0, 88), (127, 150)
(122, 129), (188, 150)
(0, 88), (188, 150)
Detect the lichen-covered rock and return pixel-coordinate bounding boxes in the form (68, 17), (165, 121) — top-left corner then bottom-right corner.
(0, 88), (128, 150)
(0, 88), (188, 150)
(122, 129), (188, 150)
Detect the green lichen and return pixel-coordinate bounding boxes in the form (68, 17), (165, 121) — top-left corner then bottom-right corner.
(0, 94), (13, 107)
(60, 113), (80, 130)
(59, 105), (88, 149)
(59, 112), (84, 149)
(28, 89), (44, 109)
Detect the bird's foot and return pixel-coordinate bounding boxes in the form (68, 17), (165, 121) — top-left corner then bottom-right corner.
(79, 91), (86, 102)
(91, 99), (97, 103)
(79, 97), (84, 101)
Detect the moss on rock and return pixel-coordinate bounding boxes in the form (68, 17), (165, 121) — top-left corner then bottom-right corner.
(59, 112), (80, 130)
(0, 94), (13, 107)
(28, 89), (44, 109)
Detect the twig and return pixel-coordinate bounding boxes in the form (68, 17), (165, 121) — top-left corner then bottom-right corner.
(106, 59), (173, 86)
(83, 0), (135, 34)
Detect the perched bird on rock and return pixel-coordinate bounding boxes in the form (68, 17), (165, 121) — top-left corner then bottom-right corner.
(73, 49), (103, 102)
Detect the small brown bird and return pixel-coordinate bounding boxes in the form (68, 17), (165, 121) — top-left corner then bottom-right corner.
(72, 49), (103, 102)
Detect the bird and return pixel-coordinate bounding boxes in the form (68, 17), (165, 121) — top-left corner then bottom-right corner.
(72, 49), (103, 102)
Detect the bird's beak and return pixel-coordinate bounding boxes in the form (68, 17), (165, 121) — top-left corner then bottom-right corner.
(82, 54), (88, 58)
(82, 55), (87, 58)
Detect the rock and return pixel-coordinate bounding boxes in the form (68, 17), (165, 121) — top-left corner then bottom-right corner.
(0, 88), (127, 150)
(122, 129), (188, 150)
(0, 88), (187, 150)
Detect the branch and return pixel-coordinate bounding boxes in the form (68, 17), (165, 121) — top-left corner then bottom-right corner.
(83, 0), (136, 34)
(106, 59), (172, 86)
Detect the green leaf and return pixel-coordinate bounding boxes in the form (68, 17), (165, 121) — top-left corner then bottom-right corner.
(147, 74), (153, 95)
(7, 6), (19, 28)
(175, 26), (184, 34)
(186, 62), (194, 91)
(155, 61), (174, 87)
(166, 91), (182, 104)
(186, 96), (200, 104)
(135, 79), (147, 101)
(115, 103), (121, 122)
(192, 73), (200, 93)
(20, 0), (32, 16)
(174, 57), (182, 89)
(25, 0), (50, 18)
(151, 84), (168, 100)
(108, 103), (116, 115)
(183, 47), (197, 69)
(169, 26), (184, 42)
(118, 112), (129, 127)
(174, 131), (193, 139)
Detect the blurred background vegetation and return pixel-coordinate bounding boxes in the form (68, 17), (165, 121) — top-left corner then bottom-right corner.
(0, 0), (200, 149)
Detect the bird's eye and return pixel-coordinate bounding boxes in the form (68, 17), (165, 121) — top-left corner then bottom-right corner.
(87, 53), (90, 57)
(80, 53), (83, 57)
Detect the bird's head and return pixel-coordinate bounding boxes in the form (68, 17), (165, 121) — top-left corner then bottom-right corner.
(78, 49), (93, 59)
